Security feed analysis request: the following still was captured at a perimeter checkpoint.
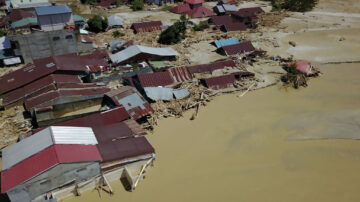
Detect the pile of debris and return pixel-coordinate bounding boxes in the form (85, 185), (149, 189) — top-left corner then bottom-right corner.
(281, 61), (320, 89)
(257, 11), (290, 28)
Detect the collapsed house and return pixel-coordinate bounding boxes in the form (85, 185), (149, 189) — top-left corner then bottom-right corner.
(131, 21), (162, 34)
(103, 86), (154, 120)
(1, 126), (102, 202)
(231, 7), (264, 28)
(186, 60), (236, 75)
(109, 45), (178, 65)
(208, 15), (246, 32)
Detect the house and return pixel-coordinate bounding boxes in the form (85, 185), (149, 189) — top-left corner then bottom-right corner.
(9, 0), (51, 10)
(1, 126), (102, 202)
(25, 86), (111, 126)
(187, 6), (216, 18)
(186, 60), (236, 75)
(0, 36), (21, 66)
(186, 0), (203, 9)
(8, 9), (34, 23)
(9, 29), (80, 63)
(167, 66), (192, 83)
(213, 38), (240, 48)
(218, 41), (255, 55)
(73, 14), (86, 28)
(10, 17), (38, 29)
(220, 22), (247, 32)
(95, 0), (116, 9)
(208, 15), (239, 27)
(231, 7), (264, 27)
(35, 5), (74, 31)
(109, 45), (178, 65)
(108, 15), (123, 28)
(131, 21), (162, 34)
(200, 74), (236, 90)
(213, 4), (238, 15)
(103, 86), (154, 120)
(0, 74), (82, 108)
(171, 3), (191, 14)
(144, 87), (190, 101)
(171, 0), (215, 18)
(0, 51), (107, 95)
(136, 71), (174, 89)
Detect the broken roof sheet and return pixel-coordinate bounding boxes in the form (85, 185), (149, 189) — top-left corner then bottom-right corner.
(137, 71), (174, 88)
(110, 45), (178, 64)
(132, 21), (162, 33)
(144, 87), (189, 101)
(24, 87), (110, 111)
(202, 74), (235, 90)
(186, 60), (236, 74)
(105, 86), (153, 120)
(167, 66), (192, 83)
(35, 5), (72, 16)
(214, 38), (239, 48)
(2, 126), (98, 171)
(220, 41), (255, 55)
(1, 144), (101, 193)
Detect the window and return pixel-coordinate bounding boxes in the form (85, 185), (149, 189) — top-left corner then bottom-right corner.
(53, 36), (60, 41)
(65, 35), (73, 39)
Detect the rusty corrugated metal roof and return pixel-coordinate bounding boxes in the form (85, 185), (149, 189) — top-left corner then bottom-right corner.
(137, 71), (174, 88)
(187, 6), (216, 18)
(171, 3), (191, 13)
(220, 41), (255, 55)
(186, 60), (236, 74)
(221, 22), (247, 32)
(201, 74), (236, 90)
(167, 66), (192, 83)
(132, 21), (162, 33)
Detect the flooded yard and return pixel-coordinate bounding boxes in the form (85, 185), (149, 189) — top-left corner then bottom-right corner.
(65, 63), (360, 202)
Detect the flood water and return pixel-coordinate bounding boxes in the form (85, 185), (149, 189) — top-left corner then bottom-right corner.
(66, 63), (360, 202)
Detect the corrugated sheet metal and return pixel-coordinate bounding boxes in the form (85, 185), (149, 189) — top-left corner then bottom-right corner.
(208, 15), (238, 26)
(138, 71), (174, 88)
(35, 5), (72, 16)
(144, 87), (173, 101)
(110, 45), (178, 64)
(221, 22), (247, 32)
(2, 126), (98, 171)
(214, 38), (239, 48)
(187, 6), (216, 18)
(221, 41), (255, 55)
(10, 17), (37, 28)
(1, 144), (102, 193)
(173, 88), (190, 99)
(202, 74), (235, 90)
(222, 4), (238, 12)
(56, 83), (98, 89)
(24, 87), (110, 111)
(132, 21), (162, 33)
(186, 60), (236, 74)
(167, 66), (192, 83)
(8, 9), (34, 22)
(171, 3), (191, 13)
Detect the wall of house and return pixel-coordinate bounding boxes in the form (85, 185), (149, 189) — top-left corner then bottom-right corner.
(38, 13), (74, 31)
(7, 162), (101, 202)
(9, 29), (79, 64)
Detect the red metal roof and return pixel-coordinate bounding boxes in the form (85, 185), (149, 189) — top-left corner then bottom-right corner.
(167, 66), (192, 83)
(24, 87), (110, 111)
(185, 0), (203, 5)
(9, 9), (34, 22)
(95, 0), (116, 7)
(0, 52), (107, 94)
(220, 41), (255, 55)
(132, 21), (162, 33)
(187, 6), (216, 18)
(231, 7), (264, 18)
(171, 3), (191, 13)
(208, 15), (239, 26)
(186, 60), (236, 74)
(202, 74), (236, 90)
(56, 83), (99, 89)
(1, 144), (102, 193)
(1, 74), (81, 106)
(137, 71), (174, 88)
(221, 22), (247, 32)
(105, 86), (154, 120)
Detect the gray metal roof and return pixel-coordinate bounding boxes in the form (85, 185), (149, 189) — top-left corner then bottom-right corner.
(110, 45), (179, 64)
(222, 4), (238, 12)
(1, 126), (98, 171)
(109, 40), (125, 52)
(215, 5), (225, 13)
(173, 88), (190, 99)
(108, 15), (123, 27)
(116, 93), (146, 110)
(144, 87), (189, 101)
(35, 5), (72, 16)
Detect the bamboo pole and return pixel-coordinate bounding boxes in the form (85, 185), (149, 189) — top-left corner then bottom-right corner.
(238, 83), (256, 98)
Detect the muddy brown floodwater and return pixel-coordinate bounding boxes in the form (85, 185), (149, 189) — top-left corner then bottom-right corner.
(65, 63), (360, 202)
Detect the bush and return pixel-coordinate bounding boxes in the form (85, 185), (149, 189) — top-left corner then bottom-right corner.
(0, 29), (7, 37)
(80, 0), (97, 5)
(112, 30), (125, 37)
(158, 14), (188, 44)
(193, 21), (209, 31)
(116, 0), (123, 6)
(87, 15), (108, 33)
(268, 0), (318, 12)
(130, 0), (144, 11)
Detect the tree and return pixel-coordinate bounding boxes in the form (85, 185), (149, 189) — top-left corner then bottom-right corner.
(80, 0), (97, 5)
(282, 0), (318, 12)
(158, 14), (188, 44)
(130, 0), (144, 11)
(112, 30), (125, 37)
(193, 21), (209, 31)
(87, 15), (108, 33)
(0, 29), (7, 37)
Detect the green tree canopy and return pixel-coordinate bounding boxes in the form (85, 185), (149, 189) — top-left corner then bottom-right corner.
(87, 15), (108, 33)
(130, 0), (144, 11)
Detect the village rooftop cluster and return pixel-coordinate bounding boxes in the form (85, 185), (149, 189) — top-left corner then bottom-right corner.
(0, 0), (318, 201)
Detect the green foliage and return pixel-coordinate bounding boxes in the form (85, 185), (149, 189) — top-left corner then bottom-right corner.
(0, 29), (7, 37)
(193, 21), (209, 31)
(283, 63), (299, 75)
(112, 30), (125, 37)
(161, 5), (174, 12)
(80, 0), (97, 5)
(158, 14), (188, 44)
(116, 0), (123, 6)
(268, 0), (318, 12)
(130, 0), (144, 11)
(87, 15), (108, 33)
